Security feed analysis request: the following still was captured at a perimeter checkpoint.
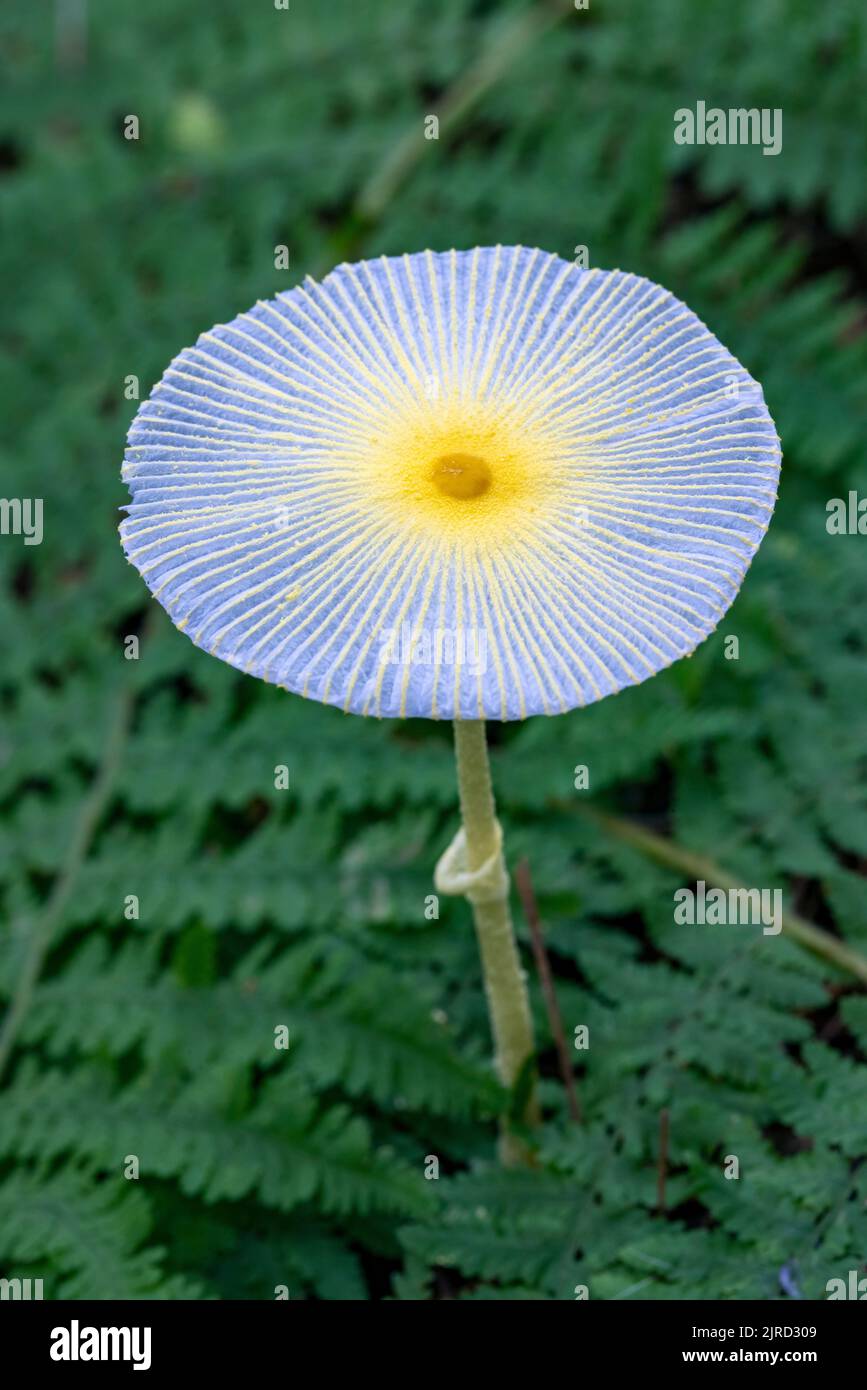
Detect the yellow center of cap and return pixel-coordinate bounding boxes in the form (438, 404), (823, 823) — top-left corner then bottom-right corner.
(430, 452), (492, 501)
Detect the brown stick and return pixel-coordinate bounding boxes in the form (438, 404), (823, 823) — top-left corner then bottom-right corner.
(514, 857), (582, 1124)
(574, 803), (867, 988)
(657, 1108), (670, 1213)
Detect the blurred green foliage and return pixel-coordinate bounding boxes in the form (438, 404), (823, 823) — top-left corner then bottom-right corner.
(1, 0), (866, 1300)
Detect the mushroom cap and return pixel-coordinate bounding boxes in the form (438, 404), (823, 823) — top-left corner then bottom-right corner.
(121, 246), (781, 719)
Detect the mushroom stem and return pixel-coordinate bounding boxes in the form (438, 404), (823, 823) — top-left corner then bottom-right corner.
(451, 718), (539, 1164)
